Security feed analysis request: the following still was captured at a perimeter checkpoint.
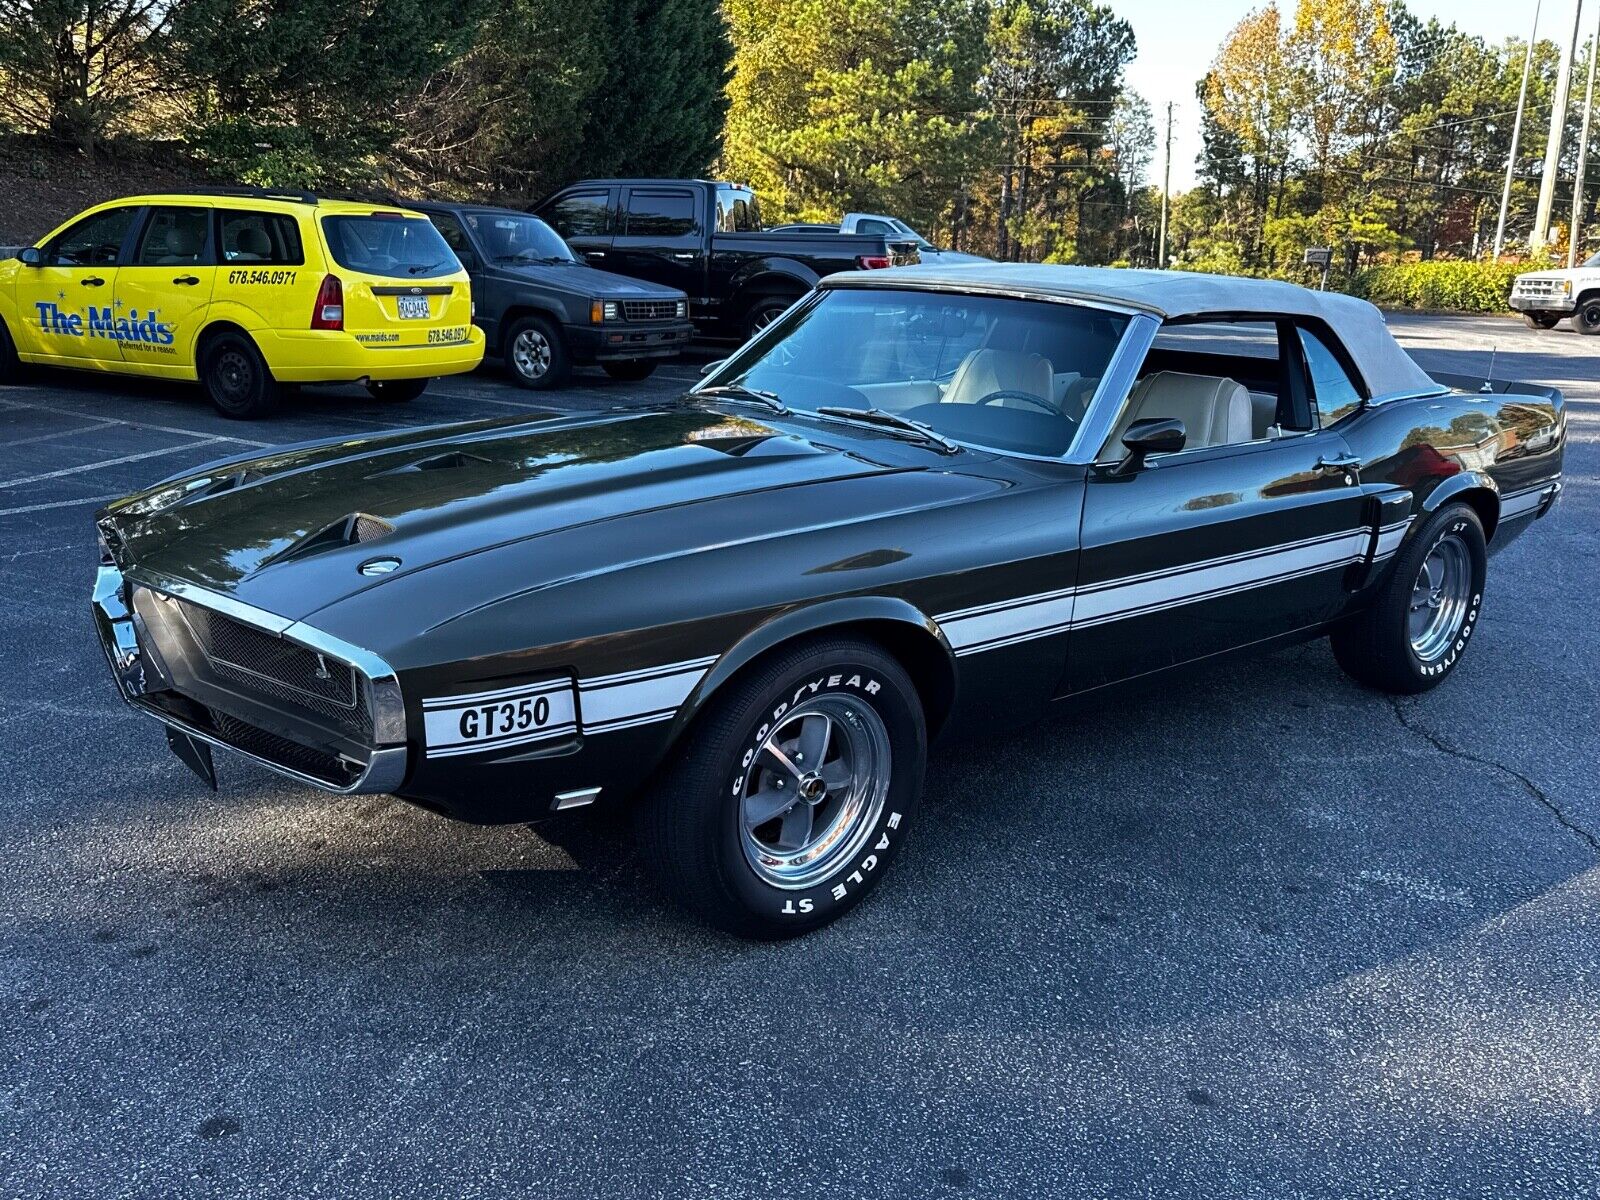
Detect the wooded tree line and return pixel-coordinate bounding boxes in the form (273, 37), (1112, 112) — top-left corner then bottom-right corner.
(0, 0), (1581, 273)
(1176, 0), (1595, 280)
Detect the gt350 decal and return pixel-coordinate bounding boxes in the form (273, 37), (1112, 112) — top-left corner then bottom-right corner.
(423, 679), (577, 758)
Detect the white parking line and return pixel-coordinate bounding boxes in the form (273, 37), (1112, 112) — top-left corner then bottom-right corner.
(0, 493), (124, 517)
(0, 398), (271, 447)
(1, 419), (120, 448)
(0, 437), (227, 489)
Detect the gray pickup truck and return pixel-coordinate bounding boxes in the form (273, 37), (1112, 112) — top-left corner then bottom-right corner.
(533, 180), (920, 339)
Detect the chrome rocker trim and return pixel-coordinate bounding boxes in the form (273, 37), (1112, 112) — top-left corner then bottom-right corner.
(92, 561), (408, 795)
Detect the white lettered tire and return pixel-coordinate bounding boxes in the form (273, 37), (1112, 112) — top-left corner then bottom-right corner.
(1331, 501), (1487, 694)
(637, 636), (926, 938)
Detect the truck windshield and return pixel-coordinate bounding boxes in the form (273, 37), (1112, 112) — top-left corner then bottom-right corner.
(321, 215), (460, 278)
(465, 211), (576, 263)
(698, 288), (1129, 458)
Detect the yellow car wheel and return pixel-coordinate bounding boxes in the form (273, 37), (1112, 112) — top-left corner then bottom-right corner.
(200, 331), (282, 420)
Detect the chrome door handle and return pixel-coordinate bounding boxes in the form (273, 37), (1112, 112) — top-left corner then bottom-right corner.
(1315, 453), (1360, 474)
(671, 252), (696, 260)
(585, 250), (606, 257)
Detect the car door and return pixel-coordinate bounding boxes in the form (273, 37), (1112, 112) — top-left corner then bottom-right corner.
(1064, 319), (1375, 693)
(610, 186), (704, 297)
(537, 187), (615, 267)
(113, 203), (217, 377)
(13, 204), (141, 365)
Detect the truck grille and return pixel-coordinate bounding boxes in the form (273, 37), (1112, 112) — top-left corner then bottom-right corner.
(1514, 277), (1567, 299)
(623, 300), (680, 322)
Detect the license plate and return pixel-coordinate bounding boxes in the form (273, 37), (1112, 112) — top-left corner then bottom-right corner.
(397, 295), (431, 320)
(422, 680), (577, 758)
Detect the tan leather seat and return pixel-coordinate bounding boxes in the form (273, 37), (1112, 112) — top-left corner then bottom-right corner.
(1107, 371), (1252, 456)
(944, 349), (1055, 410)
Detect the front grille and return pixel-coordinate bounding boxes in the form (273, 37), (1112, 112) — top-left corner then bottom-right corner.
(209, 710), (355, 786)
(623, 299), (679, 322)
(134, 588), (373, 749)
(1515, 278), (1566, 298)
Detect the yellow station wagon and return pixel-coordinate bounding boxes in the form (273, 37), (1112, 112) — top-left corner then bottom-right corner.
(0, 187), (486, 417)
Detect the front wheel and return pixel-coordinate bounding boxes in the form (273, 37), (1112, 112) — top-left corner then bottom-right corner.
(367, 378), (429, 402)
(503, 316), (569, 389)
(201, 332), (280, 419)
(1574, 298), (1600, 335)
(601, 359), (658, 382)
(1331, 502), (1487, 694)
(1524, 311), (1561, 330)
(637, 637), (927, 938)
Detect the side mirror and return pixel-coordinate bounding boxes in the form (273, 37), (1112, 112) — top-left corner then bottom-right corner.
(1112, 417), (1185, 476)
(17, 246), (41, 266)
(699, 358), (726, 378)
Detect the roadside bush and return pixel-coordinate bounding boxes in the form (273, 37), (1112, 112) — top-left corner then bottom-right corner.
(1352, 259), (1548, 313)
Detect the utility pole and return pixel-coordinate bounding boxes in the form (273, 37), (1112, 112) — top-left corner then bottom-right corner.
(1158, 101), (1173, 269)
(1494, 0), (1542, 259)
(1533, 0), (1585, 254)
(1570, 8), (1600, 265)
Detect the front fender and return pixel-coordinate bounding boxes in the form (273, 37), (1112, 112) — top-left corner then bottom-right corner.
(668, 595), (954, 744)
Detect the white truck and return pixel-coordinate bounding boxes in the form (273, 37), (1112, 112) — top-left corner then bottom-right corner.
(1509, 255), (1600, 334)
(768, 213), (990, 265)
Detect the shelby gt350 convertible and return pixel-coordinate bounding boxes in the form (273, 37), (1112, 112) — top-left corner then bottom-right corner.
(93, 266), (1564, 936)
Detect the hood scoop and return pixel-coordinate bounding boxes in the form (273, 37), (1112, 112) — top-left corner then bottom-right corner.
(260, 512), (395, 568)
(373, 450), (493, 476)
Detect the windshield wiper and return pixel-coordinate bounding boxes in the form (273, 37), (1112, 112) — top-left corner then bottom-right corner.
(499, 253), (571, 265)
(406, 261), (447, 275)
(690, 384), (789, 414)
(814, 406), (959, 454)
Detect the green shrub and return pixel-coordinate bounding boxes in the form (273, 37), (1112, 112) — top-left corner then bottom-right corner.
(1351, 259), (1551, 313)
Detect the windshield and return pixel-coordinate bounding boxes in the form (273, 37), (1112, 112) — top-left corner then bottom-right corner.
(465, 210), (576, 263)
(321, 215), (460, 278)
(699, 288), (1130, 457)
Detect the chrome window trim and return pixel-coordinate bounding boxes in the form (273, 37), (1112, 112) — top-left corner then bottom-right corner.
(1063, 312), (1160, 465)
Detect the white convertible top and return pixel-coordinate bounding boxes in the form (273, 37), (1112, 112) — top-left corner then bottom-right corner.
(826, 263), (1445, 401)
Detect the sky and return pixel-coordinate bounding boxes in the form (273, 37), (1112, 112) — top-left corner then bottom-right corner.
(1117, 0), (1572, 190)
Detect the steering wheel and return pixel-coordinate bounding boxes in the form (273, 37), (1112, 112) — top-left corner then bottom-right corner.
(974, 389), (1058, 415)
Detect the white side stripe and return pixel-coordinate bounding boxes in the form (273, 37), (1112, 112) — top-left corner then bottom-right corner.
(940, 520), (1415, 656)
(579, 659), (712, 734)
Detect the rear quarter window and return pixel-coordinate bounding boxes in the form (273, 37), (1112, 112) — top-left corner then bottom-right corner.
(320, 214), (459, 279)
(219, 210), (304, 266)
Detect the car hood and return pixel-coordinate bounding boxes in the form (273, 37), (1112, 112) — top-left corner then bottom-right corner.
(101, 408), (921, 622)
(492, 259), (685, 298)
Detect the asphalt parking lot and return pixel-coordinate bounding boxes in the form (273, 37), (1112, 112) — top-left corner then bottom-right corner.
(2, 316), (1597, 1199)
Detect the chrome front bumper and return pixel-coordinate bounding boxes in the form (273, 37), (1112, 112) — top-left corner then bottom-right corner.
(92, 561), (409, 795)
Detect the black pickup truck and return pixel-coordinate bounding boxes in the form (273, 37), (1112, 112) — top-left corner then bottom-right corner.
(533, 180), (920, 339)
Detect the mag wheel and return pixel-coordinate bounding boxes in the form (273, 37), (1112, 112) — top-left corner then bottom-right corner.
(1331, 502), (1487, 694)
(1575, 298), (1600, 336)
(745, 295), (798, 340)
(638, 636), (926, 938)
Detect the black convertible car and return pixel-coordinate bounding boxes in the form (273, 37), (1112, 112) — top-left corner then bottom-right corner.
(92, 266), (1564, 937)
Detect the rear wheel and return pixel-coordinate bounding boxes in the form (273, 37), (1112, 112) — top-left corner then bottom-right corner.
(744, 294), (800, 341)
(504, 315), (569, 389)
(366, 378), (429, 402)
(601, 359), (657, 382)
(1331, 502), (1487, 694)
(200, 331), (280, 419)
(1574, 297), (1600, 335)
(1524, 311), (1561, 330)
(637, 636), (926, 938)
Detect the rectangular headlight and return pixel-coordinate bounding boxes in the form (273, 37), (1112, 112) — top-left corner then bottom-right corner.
(591, 300), (619, 323)
(676, 299), (688, 318)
